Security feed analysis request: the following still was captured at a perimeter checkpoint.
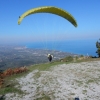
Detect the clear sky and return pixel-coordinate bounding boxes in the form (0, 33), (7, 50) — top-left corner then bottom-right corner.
(0, 0), (100, 44)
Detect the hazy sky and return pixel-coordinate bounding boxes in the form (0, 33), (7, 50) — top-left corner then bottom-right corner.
(0, 0), (100, 44)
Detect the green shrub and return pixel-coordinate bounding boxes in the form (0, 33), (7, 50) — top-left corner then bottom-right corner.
(64, 56), (73, 62)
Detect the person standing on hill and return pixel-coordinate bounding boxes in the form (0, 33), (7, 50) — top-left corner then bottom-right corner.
(47, 54), (53, 62)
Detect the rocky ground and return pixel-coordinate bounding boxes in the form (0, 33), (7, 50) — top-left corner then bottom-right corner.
(5, 61), (100, 100)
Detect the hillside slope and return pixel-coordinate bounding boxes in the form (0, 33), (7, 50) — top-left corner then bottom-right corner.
(4, 60), (100, 100)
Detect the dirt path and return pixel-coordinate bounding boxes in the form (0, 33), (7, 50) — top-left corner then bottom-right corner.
(6, 61), (100, 100)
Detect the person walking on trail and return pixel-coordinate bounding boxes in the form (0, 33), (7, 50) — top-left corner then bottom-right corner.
(47, 54), (53, 62)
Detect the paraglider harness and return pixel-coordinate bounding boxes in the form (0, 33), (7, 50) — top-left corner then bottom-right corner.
(47, 54), (53, 62)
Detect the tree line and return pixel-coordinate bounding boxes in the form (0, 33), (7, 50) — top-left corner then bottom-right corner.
(96, 39), (100, 57)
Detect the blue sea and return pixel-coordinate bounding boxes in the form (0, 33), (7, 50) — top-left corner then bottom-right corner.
(24, 39), (98, 56)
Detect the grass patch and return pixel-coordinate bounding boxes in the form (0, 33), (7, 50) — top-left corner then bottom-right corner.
(34, 71), (41, 78)
(36, 95), (51, 100)
(86, 79), (94, 84)
(0, 85), (23, 95)
(70, 93), (75, 95)
(34, 92), (51, 100)
(82, 90), (87, 94)
(5, 71), (29, 81)
(76, 58), (100, 63)
(0, 72), (28, 95)
(28, 61), (65, 72)
(75, 80), (83, 86)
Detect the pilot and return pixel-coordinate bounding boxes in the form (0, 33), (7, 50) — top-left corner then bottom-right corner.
(47, 54), (53, 62)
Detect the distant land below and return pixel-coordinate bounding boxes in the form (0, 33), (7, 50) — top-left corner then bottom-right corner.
(0, 45), (77, 70)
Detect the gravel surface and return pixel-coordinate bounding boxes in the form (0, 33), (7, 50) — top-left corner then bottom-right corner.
(5, 61), (100, 100)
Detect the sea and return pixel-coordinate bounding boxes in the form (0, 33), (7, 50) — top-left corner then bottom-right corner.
(24, 39), (98, 57)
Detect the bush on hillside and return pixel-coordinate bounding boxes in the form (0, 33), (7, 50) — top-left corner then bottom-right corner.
(61, 56), (73, 62)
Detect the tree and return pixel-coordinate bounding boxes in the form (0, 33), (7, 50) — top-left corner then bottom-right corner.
(96, 39), (100, 57)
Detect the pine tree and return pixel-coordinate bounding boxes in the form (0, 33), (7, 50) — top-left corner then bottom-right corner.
(96, 39), (100, 57)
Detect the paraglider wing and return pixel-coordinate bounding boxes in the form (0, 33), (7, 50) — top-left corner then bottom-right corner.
(18, 6), (77, 27)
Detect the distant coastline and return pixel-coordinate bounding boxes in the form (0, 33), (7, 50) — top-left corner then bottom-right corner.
(25, 39), (97, 56)
(0, 45), (76, 70)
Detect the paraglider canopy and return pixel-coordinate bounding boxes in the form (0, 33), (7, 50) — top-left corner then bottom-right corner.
(18, 6), (78, 62)
(18, 6), (78, 27)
